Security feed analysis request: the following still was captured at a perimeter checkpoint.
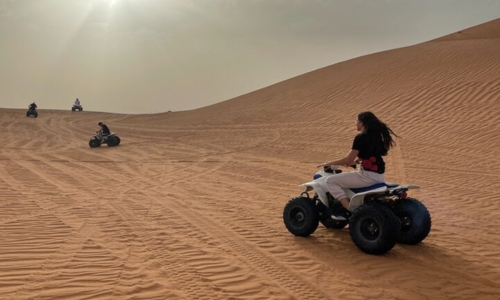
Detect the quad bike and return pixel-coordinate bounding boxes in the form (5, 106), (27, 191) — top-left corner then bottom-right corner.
(71, 104), (83, 111)
(283, 166), (431, 255)
(26, 108), (38, 118)
(89, 131), (121, 148)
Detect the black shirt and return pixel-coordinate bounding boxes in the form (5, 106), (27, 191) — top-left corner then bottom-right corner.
(352, 133), (385, 174)
(101, 124), (111, 135)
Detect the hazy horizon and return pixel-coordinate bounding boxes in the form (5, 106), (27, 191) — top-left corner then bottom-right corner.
(1, 0), (499, 114)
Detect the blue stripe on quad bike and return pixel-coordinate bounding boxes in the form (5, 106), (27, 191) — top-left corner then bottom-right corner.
(350, 182), (397, 194)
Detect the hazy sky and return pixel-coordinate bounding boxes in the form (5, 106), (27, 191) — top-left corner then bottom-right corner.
(1, 0), (499, 114)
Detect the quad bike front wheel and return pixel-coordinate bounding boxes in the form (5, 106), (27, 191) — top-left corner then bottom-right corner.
(283, 197), (319, 237)
(349, 203), (400, 255)
(89, 138), (101, 148)
(393, 198), (431, 244)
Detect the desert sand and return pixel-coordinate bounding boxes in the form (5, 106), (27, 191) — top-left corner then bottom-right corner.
(1, 19), (500, 300)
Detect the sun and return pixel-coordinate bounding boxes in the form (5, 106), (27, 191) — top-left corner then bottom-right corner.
(106, 0), (118, 7)
(97, 0), (118, 8)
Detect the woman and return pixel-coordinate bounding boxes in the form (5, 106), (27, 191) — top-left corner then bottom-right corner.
(320, 111), (398, 220)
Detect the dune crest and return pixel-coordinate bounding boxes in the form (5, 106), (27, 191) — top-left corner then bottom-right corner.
(1, 18), (500, 299)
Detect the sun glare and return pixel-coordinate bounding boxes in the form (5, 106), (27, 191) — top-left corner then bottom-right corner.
(97, 0), (118, 8)
(105, 0), (118, 7)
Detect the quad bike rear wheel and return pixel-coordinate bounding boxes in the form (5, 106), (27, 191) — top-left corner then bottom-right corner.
(26, 111), (38, 118)
(349, 202), (400, 255)
(106, 136), (120, 147)
(393, 198), (431, 244)
(283, 197), (320, 237)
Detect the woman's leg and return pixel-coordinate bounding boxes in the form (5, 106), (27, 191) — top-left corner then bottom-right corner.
(325, 171), (382, 209)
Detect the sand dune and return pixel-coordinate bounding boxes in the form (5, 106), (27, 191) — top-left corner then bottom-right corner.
(1, 18), (500, 300)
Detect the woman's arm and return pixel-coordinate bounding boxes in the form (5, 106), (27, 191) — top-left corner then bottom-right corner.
(319, 149), (359, 168)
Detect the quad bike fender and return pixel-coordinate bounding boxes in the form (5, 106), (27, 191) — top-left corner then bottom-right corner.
(387, 184), (420, 194)
(300, 176), (329, 206)
(396, 184), (420, 190)
(347, 186), (388, 211)
(313, 170), (334, 179)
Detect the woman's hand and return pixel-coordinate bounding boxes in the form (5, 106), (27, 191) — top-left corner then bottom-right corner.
(318, 162), (329, 168)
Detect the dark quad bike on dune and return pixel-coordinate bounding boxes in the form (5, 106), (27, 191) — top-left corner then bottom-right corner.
(283, 166), (431, 255)
(26, 107), (38, 118)
(71, 104), (83, 111)
(89, 132), (121, 148)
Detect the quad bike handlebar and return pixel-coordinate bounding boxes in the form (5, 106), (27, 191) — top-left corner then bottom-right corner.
(322, 164), (357, 173)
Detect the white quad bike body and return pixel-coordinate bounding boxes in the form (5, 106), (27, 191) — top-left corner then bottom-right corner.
(303, 168), (420, 213)
(282, 166), (431, 255)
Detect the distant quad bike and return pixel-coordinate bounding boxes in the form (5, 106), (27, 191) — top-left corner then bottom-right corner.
(26, 108), (38, 118)
(89, 132), (121, 148)
(283, 166), (431, 255)
(71, 104), (83, 111)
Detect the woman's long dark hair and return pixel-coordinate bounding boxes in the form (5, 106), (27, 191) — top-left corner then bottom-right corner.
(358, 111), (398, 156)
